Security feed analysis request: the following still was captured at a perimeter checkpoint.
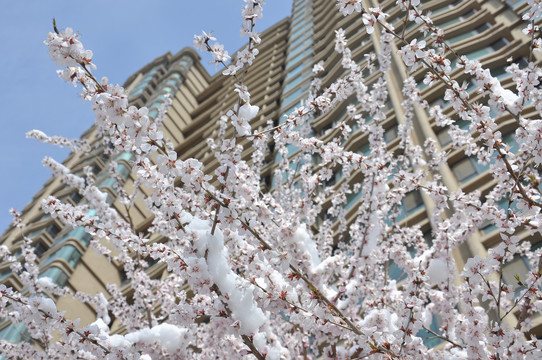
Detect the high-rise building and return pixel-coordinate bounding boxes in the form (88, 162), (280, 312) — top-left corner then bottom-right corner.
(1, 0), (540, 347)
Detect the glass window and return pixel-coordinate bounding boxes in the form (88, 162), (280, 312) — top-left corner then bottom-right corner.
(54, 226), (92, 247)
(417, 314), (444, 348)
(505, 0), (526, 9)
(447, 22), (491, 45)
(501, 131), (519, 154)
(286, 48), (312, 69)
(436, 120), (469, 146)
(437, 128), (452, 146)
(282, 86), (307, 108)
(283, 72), (310, 94)
(431, 0), (460, 16)
(288, 38), (312, 59)
(45, 223), (61, 238)
(98, 177), (117, 190)
(479, 197), (518, 234)
(290, 21), (312, 41)
(0, 323), (28, 344)
(42, 245), (82, 268)
(356, 142), (371, 156)
(345, 189), (363, 210)
(502, 256), (530, 298)
(290, 30), (312, 50)
(438, 9), (476, 30)
(384, 125), (399, 143)
(451, 158), (478, 183)
(34, 242), (47, 257)
(388, 246), (416, 282)
(116, 164), (131, 179)
(39, 266), (69, 287)
(404, 190), (423, 213)
(114, 152), (134, 162)
(0, 268), (11, 280)
(452, 157), (487, 183)
(285, 63), (305, 81)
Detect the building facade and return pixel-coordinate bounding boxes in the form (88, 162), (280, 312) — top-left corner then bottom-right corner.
(1, 0), (540, 348)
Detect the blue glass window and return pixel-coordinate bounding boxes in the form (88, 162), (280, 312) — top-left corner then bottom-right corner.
(286, 48), (312, 69)
(0, 323), (28, 344)
(282, 86), (307, 108)
(54, 226), (92, 247)
(42, 245), (81, 268)
(283, 72), (311, 94)
(451, 157), (488, 183)
(39, 266), (69, 287)
(417, 314), (444, 348)
(98, 177), (116, 189)
(396, 190), (424, 222)
(345, 189), (362, 210)
(114, 152), (134, 162)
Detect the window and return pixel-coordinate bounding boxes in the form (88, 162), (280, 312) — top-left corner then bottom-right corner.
(436, 120), (469, 147)
(438, 9), (476, 30)
(417, 314), (444, 348)
(283, 72), (310, 94)
(404, 190), (423, 213)
(69, 192), (82, 204)
(290, 21), (312, 42)
(505, 0), (526, 9)
(287, 38), (312, 60)
(395, 190), (425, 223)
(0, 268), (11, 280)
(356, 142), (371, 156)
(451, 157), (487, 183)
(446, 22), (491, 45)
(282, 86), (308, 108)
(39, 266), (69, 287)
(286, 48), (312, 69)
(384, 125), (399, 143)
(116, 164), (131, 179)
(345, 189), (363, 210)
(54, 226), (92, 247)
(430, 0), (461, 16)
(98, 177), (116, 190)
(42, 245), (82, 268)
(0, 323), (28, 344)
(502, 256), (530, 298)
(34, 242), (47, 257)
(452, 158), (477, 182)
(491, 57), (528, 79)
(115, 152), (135, 163)
(45, 223), (61, 238)
(501, 131), (519, 154)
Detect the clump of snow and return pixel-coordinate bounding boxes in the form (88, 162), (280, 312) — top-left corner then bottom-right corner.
(232, 103), (259, 136)
(124, 323), (188, 353)
(37, 277), (56, 290)
(36, 297), (57, 314)
(291, 224), (321, 269)
(183, 211), (266, 335)
(427, 258), (448, 285)
(238, 103), (259, 122)
(205, 229), (266, 334)
(107, 334), (132, 349)
(492, 84), (520, 114)
(360, 308), (399, 333)
(362, 211), (382, 256)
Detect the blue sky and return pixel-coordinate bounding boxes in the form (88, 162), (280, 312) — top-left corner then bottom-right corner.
(0, 1), (292, 231)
